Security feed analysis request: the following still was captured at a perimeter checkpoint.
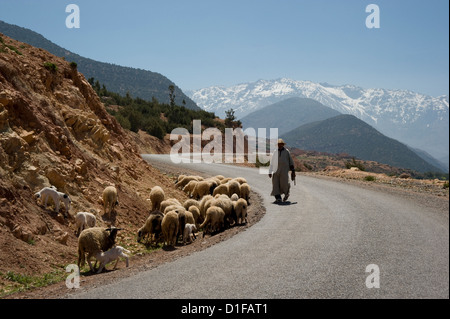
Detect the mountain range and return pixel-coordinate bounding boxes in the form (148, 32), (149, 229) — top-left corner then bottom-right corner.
(281, 114), (442, 173)
(188, 78), (449, 169)
(0, 20), (200, 110)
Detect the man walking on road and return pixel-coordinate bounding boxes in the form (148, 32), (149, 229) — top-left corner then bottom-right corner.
(269, 139), (296, 203)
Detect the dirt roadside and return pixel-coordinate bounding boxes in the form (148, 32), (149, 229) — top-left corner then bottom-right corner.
(6, 163), (266, 299)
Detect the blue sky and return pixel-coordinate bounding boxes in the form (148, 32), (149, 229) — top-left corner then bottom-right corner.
(0, 0), (448, 96)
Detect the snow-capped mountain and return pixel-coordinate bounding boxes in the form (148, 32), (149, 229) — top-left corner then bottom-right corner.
(188, 78), (449, 168)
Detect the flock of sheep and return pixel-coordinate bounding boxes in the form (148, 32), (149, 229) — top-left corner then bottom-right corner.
(33, 173), (251, 274)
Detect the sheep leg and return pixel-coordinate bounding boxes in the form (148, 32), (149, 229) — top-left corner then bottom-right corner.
(87, 255), (95, 272)
(113, 258), (120, 270)
(97, 264), (104, 274)
(43, 194), (49, 209)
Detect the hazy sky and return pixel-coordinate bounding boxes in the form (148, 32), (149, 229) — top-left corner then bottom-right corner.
(0, 0), (448, 96)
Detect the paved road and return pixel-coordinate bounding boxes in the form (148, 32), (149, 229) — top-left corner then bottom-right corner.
(70, 155), (449, 299)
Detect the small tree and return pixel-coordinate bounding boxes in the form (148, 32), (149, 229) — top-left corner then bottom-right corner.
(168, 85), (176, 108)
(225, 108), (242, 128)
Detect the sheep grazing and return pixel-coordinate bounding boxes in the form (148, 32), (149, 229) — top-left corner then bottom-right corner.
(183, 224), (197, 245)
(228, 180), (241, 198)
(239, 183), (251, 205)
(34, 186), (71, 215)
(220, 177), (232, 185)
(150, 186), (165, 211)
(163, 204), (186, 215)
(160, 198), (181, 214)
(233, 177), (248, 185)
(182, 180), (198, 197)
(213, 184), (229, 197)
(211, 195), (236, 228)
(95, 246), (131, 274)
(184, 210), (195, 225)
(175, 174), (186, 185)
(188, 206), (202, 226)
(183, 198), (200, 211)
(175, 175), (203, 189)
(102, 186), (119, 218)
(200, 206), (225, 237)
(191, 180), (215, 200)
(77, 227), (121, 272)
(162, 211), (179, 247)
(137, 210), (164, 244)
(234, 198), (248, 225)
(199, 195), (214, 221)
(75, 212), (96, 237)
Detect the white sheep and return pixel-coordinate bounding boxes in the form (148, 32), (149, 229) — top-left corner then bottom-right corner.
(34, 186), (71, 215)
(102, 186), (118, 218)
(183, 223), (197, 245)
(75, 212), (96, 237)
(230, 193), (239, 201)
(77, 227), (121, 272)
(150, 186), (165, 211)
(95, 246), (130, 273)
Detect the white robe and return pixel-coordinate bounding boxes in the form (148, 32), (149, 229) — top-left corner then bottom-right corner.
(269, 147), (294, 196)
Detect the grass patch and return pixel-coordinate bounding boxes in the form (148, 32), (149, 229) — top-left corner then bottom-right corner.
(0, 267), (67, 298)
(364, 175), (376, 182)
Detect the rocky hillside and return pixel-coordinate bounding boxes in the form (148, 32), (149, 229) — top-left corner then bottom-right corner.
(0, 33), (187, 294)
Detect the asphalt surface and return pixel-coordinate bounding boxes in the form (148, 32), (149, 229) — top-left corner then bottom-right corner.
(69, 155), (449, 299)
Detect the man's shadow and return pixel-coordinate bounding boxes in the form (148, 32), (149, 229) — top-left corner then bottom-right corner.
(273, 201), (298, 206)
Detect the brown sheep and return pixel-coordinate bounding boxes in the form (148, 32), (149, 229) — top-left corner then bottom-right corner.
(200, 206), (225, 237)
(162, 211), (179, 247)
(102, 186), (118, 218)
(234, 198), (248, 225)
(137, 210), (164, 244)
(239, 183), (251, 205)
(150, 186), (165, 211)
(228, 180), (240, 198)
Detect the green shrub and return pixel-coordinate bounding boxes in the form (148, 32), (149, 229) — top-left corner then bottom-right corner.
(44, 62), (58, 73)
(69, 61), (78, 69)
(364, 175), (376, 182)
(345, 157), (365, 171)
